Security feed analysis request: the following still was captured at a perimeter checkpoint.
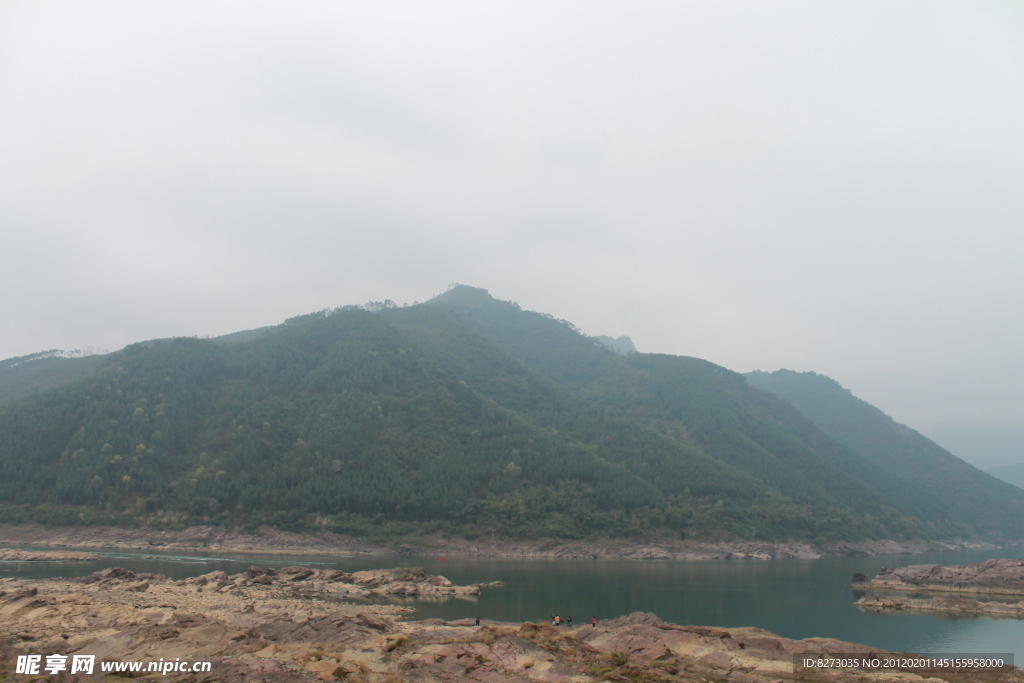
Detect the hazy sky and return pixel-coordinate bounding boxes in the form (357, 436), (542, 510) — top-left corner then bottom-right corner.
(1, 2), (1021, 466)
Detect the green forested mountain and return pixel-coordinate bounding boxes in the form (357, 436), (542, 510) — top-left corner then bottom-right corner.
(1, 287), (1021, 541)
(745, 369), (1024, 538)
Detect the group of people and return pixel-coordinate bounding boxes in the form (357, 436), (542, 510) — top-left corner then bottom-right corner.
(551, 614), (597, 628)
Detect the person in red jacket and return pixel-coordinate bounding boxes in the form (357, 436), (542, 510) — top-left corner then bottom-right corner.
(590, 616), (597, 627)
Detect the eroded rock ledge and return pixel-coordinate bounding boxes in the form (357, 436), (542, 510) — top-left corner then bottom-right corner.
(856, 558), (1024, 595)
(173, 564), (498, 600)
(856, 592), (1024, 618)
(3, 570), (1022, 682)
(0, 549), (100, 562)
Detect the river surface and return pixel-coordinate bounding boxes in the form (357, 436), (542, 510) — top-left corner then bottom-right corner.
(3, 546), (1021, 661)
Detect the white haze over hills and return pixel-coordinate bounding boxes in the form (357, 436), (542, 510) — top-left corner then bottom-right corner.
(0, 1), (1020, 468)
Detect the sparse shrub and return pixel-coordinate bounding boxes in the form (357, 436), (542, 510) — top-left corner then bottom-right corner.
(610, 650), (630, 666)
(471, 626), (498, 645)
(382, 635), (409, 652)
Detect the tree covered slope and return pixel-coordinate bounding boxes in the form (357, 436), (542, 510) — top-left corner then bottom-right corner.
(745, 369), (1024, 538)
(1, 286), (1020, 541)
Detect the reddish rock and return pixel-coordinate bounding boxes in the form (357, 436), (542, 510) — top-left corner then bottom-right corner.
(871, 558), (1024, 594)
(306, 660), (346, 680)
(698, 650), (735, 670)
(857, 592), (1024, 617)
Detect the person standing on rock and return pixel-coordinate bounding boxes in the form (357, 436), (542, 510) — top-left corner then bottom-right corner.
(591, 616), (597, 627)
(567, 616), (572, 628)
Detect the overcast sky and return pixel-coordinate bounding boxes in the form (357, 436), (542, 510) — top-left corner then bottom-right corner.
(1, 1), (1021, 466)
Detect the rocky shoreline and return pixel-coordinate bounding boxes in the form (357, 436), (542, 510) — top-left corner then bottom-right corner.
(854, 558), (1024, 596)
(4, 568), (1021, 682)
(0, 523), (1011, 561)
(856, 592), (1024, 619)
(0, 549), (100, 562)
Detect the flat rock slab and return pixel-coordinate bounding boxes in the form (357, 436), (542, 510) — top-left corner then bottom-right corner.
(865, 558), (1024, 594)
(0, 549), (100, 561)
(857, 592), (1024, 618)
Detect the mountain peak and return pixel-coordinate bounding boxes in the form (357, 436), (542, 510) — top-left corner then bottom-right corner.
(594, 335), (637, 356)
(429, 284), (504, 307)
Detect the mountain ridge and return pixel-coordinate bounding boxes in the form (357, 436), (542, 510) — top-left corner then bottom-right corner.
(745, 369), (1024, 536)
(2, 286), (1021, 541)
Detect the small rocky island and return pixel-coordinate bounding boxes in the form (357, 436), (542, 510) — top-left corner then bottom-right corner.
(4, 566), (1023, 682)
(854, 558), (1024, 595)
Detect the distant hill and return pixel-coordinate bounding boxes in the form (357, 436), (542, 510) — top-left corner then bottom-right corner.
(745, 369), (1024, 539)
(594, 336), (637, 356)
(1, 287), (1021, 541)
(0, 351), (109, 406)
(987, 463), (1024, 490)
(0, 328), (274, 407)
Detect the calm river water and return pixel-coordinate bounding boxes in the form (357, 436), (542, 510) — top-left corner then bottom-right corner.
(3, 547), (1021, 661)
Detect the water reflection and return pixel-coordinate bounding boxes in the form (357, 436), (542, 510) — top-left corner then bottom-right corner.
(856, 605), (1022, 622)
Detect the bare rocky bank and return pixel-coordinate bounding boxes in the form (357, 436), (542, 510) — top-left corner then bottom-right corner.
(855, 558), (1024, 596)
(0, 524), (1009, 560)
(0, 549), (100, 562)
(856, 592), (1024, 619)
(4, 568), (1021, 683)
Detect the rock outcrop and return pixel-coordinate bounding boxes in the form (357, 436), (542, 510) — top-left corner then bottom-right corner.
(66, 564), (497, 602)
(856, 592), (1024, 618)
(0, 549), (100, 561)
(861, 558), (1024, 595)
